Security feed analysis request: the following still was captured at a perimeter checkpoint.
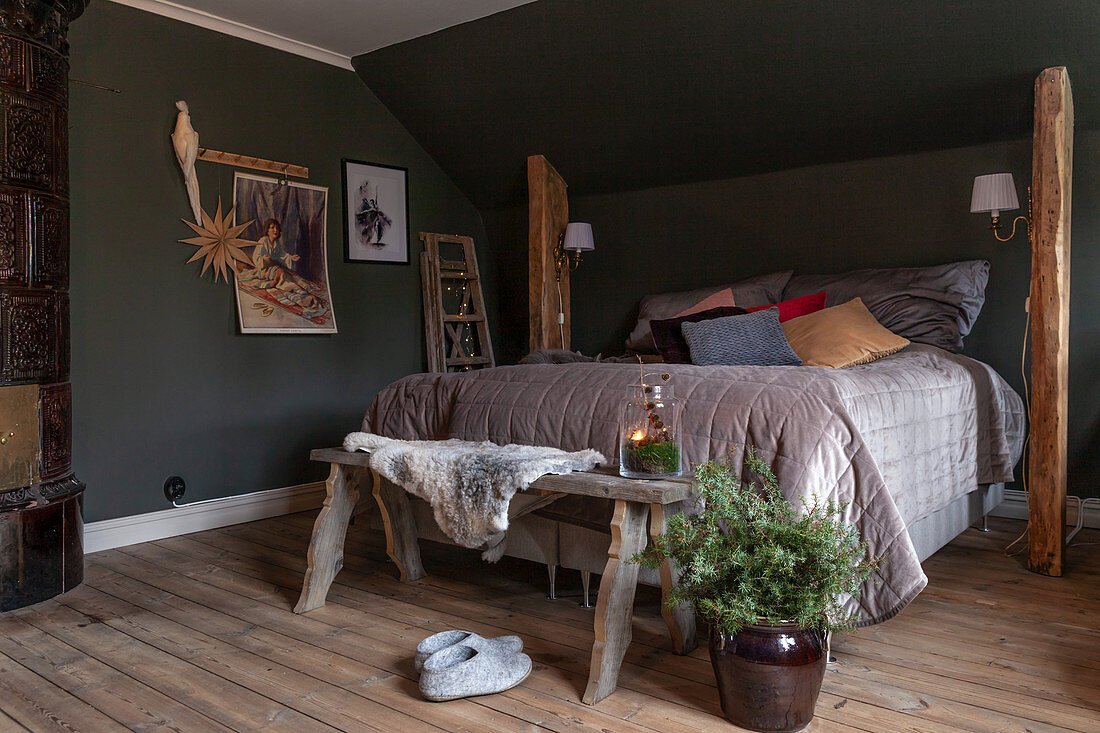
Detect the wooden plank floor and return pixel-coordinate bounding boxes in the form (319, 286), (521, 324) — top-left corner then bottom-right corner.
(0, 515), (1097, 732)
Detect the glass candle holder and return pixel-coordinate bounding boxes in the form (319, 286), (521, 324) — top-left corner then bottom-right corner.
(619, 383), (682, 479)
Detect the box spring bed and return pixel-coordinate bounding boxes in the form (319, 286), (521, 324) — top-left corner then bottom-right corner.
(360, 343), (1024, 625)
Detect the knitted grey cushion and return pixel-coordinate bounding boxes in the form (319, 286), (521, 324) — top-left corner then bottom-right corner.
(681, 308), (802, 366)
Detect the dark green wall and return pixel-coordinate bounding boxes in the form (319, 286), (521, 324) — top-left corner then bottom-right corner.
(354, 0), (1100, 210)
(484, 134), (1099, 497)
(68, 3), (492, 522)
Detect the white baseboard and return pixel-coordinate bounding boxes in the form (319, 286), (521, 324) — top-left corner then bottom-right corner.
(990, 489), (1100, 529)
(84, 482), (326, 554)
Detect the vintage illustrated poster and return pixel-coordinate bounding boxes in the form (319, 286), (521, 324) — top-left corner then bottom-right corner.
(233, 172), (337, 333)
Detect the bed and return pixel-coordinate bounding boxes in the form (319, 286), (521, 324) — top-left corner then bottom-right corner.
(356, 156), (1024, 625)
(361, 342), (1024, 625)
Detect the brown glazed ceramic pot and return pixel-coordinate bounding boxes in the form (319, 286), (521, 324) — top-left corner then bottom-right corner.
(709, 623), (827, 732)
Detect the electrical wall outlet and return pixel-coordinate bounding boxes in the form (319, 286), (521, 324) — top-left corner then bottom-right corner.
(163, 476), (186, 503)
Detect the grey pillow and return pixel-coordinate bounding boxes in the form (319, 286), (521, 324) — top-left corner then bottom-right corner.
(625, 270), (793, 353)
(781, 260), (989, 352)
(681, 308), (802, 367)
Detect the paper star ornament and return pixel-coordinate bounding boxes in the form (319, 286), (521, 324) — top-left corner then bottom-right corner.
(179, 199), (255, 283)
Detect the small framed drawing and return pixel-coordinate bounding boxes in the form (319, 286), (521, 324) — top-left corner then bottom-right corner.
(342, 159), (409, 264)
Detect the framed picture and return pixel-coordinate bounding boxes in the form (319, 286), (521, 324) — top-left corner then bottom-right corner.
(232, 172), (338, 334)
(342, 159), (409, 264)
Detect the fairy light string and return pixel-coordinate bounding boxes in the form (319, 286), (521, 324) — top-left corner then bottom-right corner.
(444, 271), (477, 371)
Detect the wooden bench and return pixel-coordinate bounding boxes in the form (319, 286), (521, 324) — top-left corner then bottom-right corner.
(295, 447), (699, 705)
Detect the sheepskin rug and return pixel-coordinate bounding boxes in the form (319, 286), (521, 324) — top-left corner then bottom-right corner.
(343, 432), (606, 561)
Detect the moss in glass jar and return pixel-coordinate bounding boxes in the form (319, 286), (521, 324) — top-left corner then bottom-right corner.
(621, 438), (681, 475)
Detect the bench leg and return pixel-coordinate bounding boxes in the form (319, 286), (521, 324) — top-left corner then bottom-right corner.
(583, 499), (648, 705)
(373, 472), (425, 582)
(650, 501), (698, 655)
(295, 463), (362, 613)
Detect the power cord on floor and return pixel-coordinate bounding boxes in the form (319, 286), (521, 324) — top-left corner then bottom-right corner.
(1004, 297), (1093, 555)
(1004, 304), (1031, 557)
(1068, 496), (1100, 546)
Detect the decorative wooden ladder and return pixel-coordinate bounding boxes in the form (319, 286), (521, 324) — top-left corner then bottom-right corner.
(420, 233), (495, 373)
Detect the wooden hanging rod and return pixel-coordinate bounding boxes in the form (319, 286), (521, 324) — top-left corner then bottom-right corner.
(196, 148), (309, 178)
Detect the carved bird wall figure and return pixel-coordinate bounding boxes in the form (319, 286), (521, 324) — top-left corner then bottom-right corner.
(171, 100), (201, 224)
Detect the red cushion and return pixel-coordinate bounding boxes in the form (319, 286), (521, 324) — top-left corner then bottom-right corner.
(746, 291), (827, 322)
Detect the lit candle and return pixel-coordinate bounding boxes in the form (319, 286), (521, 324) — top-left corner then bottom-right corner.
(631, 429), (645, 442)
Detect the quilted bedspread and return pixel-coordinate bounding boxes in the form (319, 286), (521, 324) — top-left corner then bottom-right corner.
(363, 344), (1025, 625)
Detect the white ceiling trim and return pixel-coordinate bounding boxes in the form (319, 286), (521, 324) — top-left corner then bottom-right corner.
(106, 0), (355, 70)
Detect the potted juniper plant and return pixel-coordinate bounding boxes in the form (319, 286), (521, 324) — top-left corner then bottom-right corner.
(632, 450), (881, 732)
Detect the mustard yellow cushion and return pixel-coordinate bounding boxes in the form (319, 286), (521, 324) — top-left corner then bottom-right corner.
(782, 298), (910, 368)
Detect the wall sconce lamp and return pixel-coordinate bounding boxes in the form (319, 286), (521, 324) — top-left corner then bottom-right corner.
(970, 172), (1032, 243)
(554, 222), (595, 281)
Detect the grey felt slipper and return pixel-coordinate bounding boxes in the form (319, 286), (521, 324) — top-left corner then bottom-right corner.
(414, 630), (523, 672)
(419, 644), (532, 702)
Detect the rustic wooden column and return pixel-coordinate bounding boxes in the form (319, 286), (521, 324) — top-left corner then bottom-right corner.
(1027, 66), (1073, 576)
(528, 154), (570, 351)
(0, 0), (86, 611)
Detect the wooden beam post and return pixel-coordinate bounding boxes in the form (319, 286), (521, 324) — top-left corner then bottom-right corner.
(1028, 66), (1072, 576)
(528, 155), (570, 352)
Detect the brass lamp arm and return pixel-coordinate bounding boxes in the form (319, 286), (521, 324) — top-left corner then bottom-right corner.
(988, 185), (1033, 243)
(990, 214), (1032, 243)
(553, 232), (582, 281)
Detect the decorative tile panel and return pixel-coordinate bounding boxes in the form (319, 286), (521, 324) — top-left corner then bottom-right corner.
(0, 288), (57, 383)
(29, 44), (64, 102)
(0, 91), (54, 191)
(0, 187), (28, 285)
(54, 105), (65, 195)
(0, 36), (25, 91)
(55, 291), (67, 380)
(30, 192), (65, 288)
(39, 381), (69, 480)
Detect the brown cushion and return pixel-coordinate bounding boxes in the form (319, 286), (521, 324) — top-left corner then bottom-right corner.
(782, 298), (910, 368)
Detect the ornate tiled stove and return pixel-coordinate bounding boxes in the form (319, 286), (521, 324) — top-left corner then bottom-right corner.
(0, 0), (86, 612)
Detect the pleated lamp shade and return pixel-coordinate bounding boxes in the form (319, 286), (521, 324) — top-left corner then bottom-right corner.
(970, 173), (1020, 215)
(563, 222), (595, 251)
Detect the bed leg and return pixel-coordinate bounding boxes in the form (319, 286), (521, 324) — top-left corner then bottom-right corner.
(978, 514), (991, 533)
(826, 631), (836, 665)
(580, 570), (593, 608)
(546, 564), (558, 600)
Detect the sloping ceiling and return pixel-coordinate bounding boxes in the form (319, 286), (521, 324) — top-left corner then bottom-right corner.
(352, 0), (1100, 209)
(112, 0), (534, 59)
